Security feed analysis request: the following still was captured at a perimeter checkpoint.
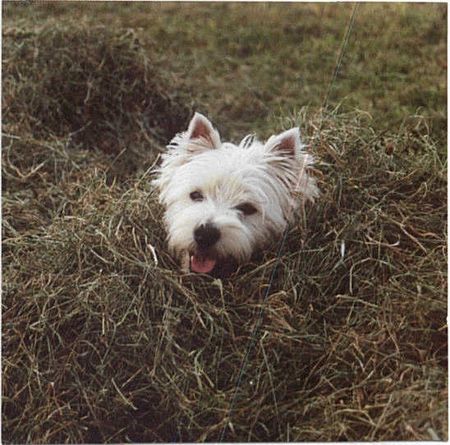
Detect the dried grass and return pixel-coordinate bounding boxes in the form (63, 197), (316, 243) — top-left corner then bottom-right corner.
(3, 24), (191, 179)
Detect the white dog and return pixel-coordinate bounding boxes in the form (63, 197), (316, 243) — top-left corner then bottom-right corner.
(153, 112), (319, 277)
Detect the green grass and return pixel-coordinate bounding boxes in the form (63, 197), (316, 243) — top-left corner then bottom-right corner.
(2, 2), (447, 443)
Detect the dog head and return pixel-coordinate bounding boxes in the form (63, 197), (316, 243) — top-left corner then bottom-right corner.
(153, 112), (319, 277)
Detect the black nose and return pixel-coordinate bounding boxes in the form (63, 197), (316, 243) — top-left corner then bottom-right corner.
(194, 223), (221, 249)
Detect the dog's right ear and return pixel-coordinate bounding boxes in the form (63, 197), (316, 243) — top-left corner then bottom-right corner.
(185, 112), (221, 153)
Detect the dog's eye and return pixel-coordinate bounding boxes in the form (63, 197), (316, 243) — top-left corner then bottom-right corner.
(235, 203), (257, 215)
(190, 191), (204, 202)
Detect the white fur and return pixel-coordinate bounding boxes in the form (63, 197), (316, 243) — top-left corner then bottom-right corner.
(153, 112), (319, 272)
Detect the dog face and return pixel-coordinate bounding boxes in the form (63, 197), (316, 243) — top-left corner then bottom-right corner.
(154, 112), (319, 277)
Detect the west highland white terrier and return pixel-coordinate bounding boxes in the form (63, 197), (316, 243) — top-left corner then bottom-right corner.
(154, 112), (319, 277)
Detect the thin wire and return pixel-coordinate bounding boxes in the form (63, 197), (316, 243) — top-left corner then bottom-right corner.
(218, 228), (290, 442)
(322, 3), (359, 110)
(218, 4), (359, 441)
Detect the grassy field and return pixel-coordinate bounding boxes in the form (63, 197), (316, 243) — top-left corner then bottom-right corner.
(2, 2), (447, 443)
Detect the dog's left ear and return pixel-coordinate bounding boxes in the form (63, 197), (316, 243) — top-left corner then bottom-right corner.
(264, 128), (302, 158)
(264, 127), (319, 202)
(185, 112), (221, 153)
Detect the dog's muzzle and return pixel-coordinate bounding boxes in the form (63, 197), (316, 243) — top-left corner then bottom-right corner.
(193, 223), (221, 249)
(190, 223), (221, 274)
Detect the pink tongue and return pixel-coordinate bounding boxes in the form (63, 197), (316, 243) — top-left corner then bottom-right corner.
(190, 255), (217, 274)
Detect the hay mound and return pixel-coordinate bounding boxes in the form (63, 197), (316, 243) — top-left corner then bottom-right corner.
(3, 24), (191, 175)
(2, 23), (447, 444)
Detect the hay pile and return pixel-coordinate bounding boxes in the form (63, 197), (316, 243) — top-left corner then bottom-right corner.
(3, 24), (447, 442)
(3, 24), (191, 178)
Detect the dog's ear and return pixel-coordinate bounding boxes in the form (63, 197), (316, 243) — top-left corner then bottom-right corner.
(185, 112), (221, 153)
(264, 128), (302, 158)
(264, 128), (320, 203)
